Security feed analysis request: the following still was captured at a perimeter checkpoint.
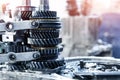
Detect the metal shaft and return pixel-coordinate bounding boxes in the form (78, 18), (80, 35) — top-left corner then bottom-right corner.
(39, 0), (49, 11)
(22, 0), (31, 6)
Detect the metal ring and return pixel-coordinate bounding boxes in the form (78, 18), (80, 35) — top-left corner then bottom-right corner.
(5, 22), (14, 32)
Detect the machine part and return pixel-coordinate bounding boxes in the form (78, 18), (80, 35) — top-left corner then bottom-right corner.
(60, 57), (120, 80)
(7, 57), (65, 72)
(0, 51), (39, 63)
(0, 0), (65, 74)
(1, 57), (120, 80)
(31, 20), (61, 29)
(27, 38), (62, 47)
(1, 45), (63, 61)
(16, 0), (35, 20)
(5, 22), (14, 32)
(0, 20), (61, 32)
(7, 45), (63, 54)
(0, 21), (34, 32)
(29, 29), (60, 39)
(26, 58), (65, 72)
(7, 62), (27, 71)
(32, 11), (56, 18)
(2, 33), (14, 42)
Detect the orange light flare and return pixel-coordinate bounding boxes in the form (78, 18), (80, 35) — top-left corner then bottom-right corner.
(0, 0), (22, 11)
(0, 0), (22, 21)
(91, 0), (113, 14)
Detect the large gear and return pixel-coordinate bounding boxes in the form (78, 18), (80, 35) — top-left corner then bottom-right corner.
(27, 38), (62, 47)
(7, 58), (65, 72)
(5, 45), (63, 60)
(32, 11), (57, 18)
(26, 58), (65, 72)
(29, 29), (60, 39)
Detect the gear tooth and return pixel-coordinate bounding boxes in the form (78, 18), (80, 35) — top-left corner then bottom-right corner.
(41, 62), (45, 69)
(45, 62), (48, 68)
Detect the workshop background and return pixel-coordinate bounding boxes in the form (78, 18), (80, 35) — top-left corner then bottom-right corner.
(0, 0), (120, 58)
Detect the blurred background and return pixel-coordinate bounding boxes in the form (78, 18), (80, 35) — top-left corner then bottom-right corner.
(0, 0), (120, 58)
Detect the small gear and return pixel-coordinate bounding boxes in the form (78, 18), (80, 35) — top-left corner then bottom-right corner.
(21, 11), (32, 20)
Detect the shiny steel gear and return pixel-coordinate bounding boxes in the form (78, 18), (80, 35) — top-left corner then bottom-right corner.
(26, 58), (65, 72)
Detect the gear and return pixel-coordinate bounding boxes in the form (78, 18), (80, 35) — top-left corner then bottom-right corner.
(6, 45), (63, 54)
(8, 57), (65, 72)
(8, 45), (28, 53)
(6, 45), (63, 60)
(31, 11), (57, 18)
(26, 58), (65, 72)
(17, 6), (35, 20)
(0, 1), (65, 73)
(21, 11), (32, 20)
(27, 38), (62, 47)
(7, 62), (27, 71)
(29, 29), (60, 39)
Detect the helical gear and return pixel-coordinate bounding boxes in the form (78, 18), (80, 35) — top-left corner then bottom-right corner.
(3, 3), (65, 72)
(26, 58), (65, 72)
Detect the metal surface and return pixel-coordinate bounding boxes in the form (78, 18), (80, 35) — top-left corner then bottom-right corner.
(0, 57), (120, 80)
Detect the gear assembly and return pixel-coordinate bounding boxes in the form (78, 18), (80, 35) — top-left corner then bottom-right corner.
(0, 0), (120, 80)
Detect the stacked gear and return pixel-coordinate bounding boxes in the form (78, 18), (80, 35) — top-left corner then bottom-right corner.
(26, 8), (65, 72)
(0, 0), (65, 73)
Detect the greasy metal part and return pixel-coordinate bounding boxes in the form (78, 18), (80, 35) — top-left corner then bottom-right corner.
(26, 58), (65, 71)
(0, 0), (65, 74)
(0, 1), (120, 80)
(0, 51), (39, 63)
(29, 29), (60, 39)
(0, 20), (61, 32)
(0, 21), (33, 32)
(1, 57), (120, 80)
(32, 11), (57, 18)
(7, 45), (63, 54)
(17, 0), (35, 20)
(27, 38), (62, 47)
